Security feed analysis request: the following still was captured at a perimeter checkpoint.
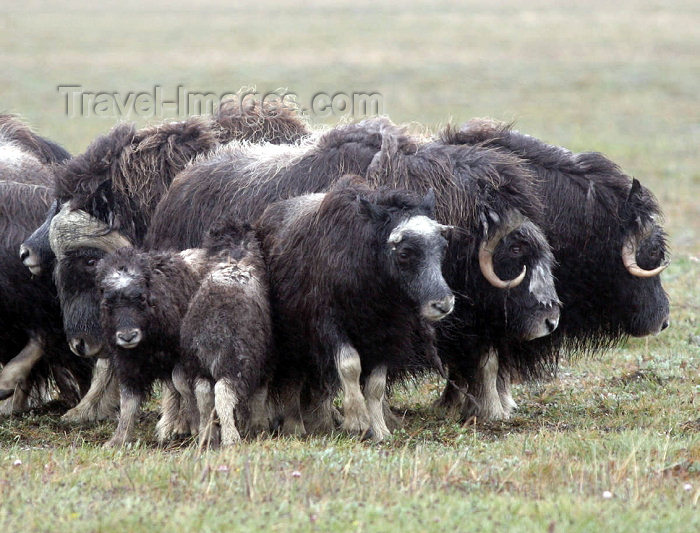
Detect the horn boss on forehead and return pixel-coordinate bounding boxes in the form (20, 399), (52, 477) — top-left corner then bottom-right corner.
(478, 211), (527, 289)
(49, 203), (132, 258)
(621, 233), (668, 278)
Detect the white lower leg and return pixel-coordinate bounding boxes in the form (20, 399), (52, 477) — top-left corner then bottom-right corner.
(469, 349), (506, 421)
(498, 368), (518, 417)
(214, 378), (241, 446)
(0, 338), (43, 404)
(336, 344), (370, 435)
(0, 387), (29, 415)
(105, 388), (142, 448)
(195, 378), (218, 447)
(172, 366), (198, 436)
(365, 365), (391, 441)
(155, 380), (180, 443)
(62, 358), (119, 423)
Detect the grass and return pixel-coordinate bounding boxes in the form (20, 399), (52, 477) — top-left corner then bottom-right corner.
(0, 0), (698, 531)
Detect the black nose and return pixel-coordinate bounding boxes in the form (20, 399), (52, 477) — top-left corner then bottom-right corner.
(661, 319), (670, 331)
(545, 318), (558, 333)
(117, 329), (139, 343)
(19, 244), (30, 261)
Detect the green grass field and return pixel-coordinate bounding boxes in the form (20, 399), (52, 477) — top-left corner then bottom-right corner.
(1, 1), (698, 531)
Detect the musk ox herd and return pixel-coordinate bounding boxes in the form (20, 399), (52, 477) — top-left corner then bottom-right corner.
(0, 101), (670, 446)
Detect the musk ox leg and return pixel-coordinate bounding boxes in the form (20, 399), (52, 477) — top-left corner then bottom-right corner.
(497, 367), (518, 417)
(0, 337), (43, 403)
(382, 398), (403, 431)
(214, 378), (241, 446)
(155, 379), (181, 443)
(433, 372), (467, 413)
(336, 344), (371, 437)
(275, 381), (306, 436)
(302, 393), (341, 435)
(62, 358), (119, 423)
(247, 383), (270, 437)
(0, 386), (30, 415)
(172, 365), (199, 437)
(195, 378), (219, 448)
(462, 348), (507, 422)
(105, 387), (143, 448)
(365, 365), (391, 441)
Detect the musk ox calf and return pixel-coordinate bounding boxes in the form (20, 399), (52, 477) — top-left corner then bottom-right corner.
(180, 223), (271, 447)
(257, 178), (454, 441)
(96, 222), (270, 447)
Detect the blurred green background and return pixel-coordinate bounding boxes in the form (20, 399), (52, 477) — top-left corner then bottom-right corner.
(1, 0), (697, 254)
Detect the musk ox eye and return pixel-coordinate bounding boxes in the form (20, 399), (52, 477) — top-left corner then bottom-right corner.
(85, 258), (97, 267)
(397, 250), (411, 264)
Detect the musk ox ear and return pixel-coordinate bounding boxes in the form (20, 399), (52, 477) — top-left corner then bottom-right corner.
(420, 188), (437, 216)
(621, 178), (645, 225)
(359, 197), (389, 223)
(627, 178), (642, 203)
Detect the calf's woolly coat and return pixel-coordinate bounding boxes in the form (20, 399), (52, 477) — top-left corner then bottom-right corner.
(97, 223), (270, 447)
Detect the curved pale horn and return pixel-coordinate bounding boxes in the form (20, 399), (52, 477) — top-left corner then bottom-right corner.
(49, 204), (132, 258)
(478, 239), (527, 289)
(621, 237), (668, 278)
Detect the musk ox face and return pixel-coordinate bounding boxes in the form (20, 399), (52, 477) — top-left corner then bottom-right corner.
(360, 189), (455, 322)
(48, 204), (133, 358)
(386, 214), (455, 321)
(614, 223), (670, 337)
(479, 213), (560, 341)
(97, 255), (151, 351)
(20, 200), (60, 276)
(54, 248), (108, 357)
(612, 179), (670, 337)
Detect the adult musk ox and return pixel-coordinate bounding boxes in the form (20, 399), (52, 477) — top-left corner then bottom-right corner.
(0, 115), (93, 412)
(180, 221), (271, 447)
(19, 101), (308, 423)
(435, 120), (671, 417)
(255, 178), (454, 440)
(146, 117), (560, 424)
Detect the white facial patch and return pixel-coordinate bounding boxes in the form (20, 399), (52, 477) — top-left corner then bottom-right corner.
(104, 269), (137, 291)
(388, 215), (447, 244)
(528, 262), (559, 306)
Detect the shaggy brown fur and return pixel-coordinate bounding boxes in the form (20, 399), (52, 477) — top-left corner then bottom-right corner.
(0, 114), (71, 165)
(181, 221), (271, 446)
(146, 117), (560, 423)
(0, 123), (91, 410)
